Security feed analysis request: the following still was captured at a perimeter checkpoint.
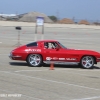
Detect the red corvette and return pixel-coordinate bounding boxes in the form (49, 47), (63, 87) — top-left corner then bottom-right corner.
(9, 40), (100, 69)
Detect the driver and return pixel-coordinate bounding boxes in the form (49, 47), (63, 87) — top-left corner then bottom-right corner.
(44, 42), (49, 49)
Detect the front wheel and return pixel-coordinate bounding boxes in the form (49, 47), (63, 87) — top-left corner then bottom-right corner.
(27, 54), (42, 67)
(80, 56), (94, 69)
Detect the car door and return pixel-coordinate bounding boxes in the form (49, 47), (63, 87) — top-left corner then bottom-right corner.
(43, 42), (66, 62)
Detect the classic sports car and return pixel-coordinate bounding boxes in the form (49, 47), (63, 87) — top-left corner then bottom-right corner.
(9, 40), (100, 69)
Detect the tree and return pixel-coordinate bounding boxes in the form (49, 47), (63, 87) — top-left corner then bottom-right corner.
(48, 16), (58, 22)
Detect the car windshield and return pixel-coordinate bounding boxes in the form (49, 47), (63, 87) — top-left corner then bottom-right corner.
(58, 42), (67, 49)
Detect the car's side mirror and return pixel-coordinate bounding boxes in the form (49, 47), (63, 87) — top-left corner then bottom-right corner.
(56, 47), (60, 51)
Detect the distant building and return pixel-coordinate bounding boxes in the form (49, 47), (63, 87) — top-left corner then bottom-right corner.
(0, 14), (18, 20)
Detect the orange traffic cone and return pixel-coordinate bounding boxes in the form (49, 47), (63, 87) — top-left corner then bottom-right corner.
(50, 63), (54, 70)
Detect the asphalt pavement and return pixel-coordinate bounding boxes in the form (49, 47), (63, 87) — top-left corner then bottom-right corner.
(0, 26), (100, 100)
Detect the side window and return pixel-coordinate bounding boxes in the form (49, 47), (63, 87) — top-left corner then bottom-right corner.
(44, 42), (48, 49)
(44, 42), (59, 49)
(26, 42), (37, 47)
(51, 42), (60, 49)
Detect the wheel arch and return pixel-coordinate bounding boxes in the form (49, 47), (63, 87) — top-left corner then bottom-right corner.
(80, 55), (97, 64)
(26, 53), (43, 62)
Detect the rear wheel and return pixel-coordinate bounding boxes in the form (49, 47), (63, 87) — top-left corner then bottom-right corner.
(80, 56), (94, 69)
(27, 54), (42, 67)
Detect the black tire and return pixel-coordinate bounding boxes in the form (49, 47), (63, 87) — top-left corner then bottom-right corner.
(80, 56), (94, 69)
(27, 54), (42, 67)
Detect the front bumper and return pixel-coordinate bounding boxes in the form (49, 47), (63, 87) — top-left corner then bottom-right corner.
(9, 53), (22, 60)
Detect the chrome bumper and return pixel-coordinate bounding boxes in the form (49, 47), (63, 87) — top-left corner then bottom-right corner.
(9, 53), (21, 59)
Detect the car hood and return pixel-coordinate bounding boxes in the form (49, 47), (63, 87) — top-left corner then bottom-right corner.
(66, 48), (100, 55)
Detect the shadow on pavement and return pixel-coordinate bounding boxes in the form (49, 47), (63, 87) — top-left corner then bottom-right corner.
(9, 62), (28, 66)
(9, 62), (100, 69)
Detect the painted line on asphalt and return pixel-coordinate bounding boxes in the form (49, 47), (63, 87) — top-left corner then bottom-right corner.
(0, 36), (100, 45)
(56, 69), (100, 78)
(0, 88), (42, 100)
(14, 69), (100, 79)
(14, 68), (100, 73)
(73, 96), (100, 100)
(0, 71), (100, 91)
(15, 69), (49, 72)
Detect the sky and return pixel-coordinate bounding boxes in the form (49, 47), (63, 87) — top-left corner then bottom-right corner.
(0, 0), (100, 21)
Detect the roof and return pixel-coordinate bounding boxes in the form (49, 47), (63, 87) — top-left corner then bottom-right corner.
(37, 40), (57, 43)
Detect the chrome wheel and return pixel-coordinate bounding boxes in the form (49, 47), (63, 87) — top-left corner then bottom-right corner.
(81, 56), (94, 69)
(27, 54), (42, 67)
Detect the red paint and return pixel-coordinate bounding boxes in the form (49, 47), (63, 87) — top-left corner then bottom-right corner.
(9, 40), (100, 65)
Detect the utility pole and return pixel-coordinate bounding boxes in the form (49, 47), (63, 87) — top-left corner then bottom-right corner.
(56, 9), (59, 21)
